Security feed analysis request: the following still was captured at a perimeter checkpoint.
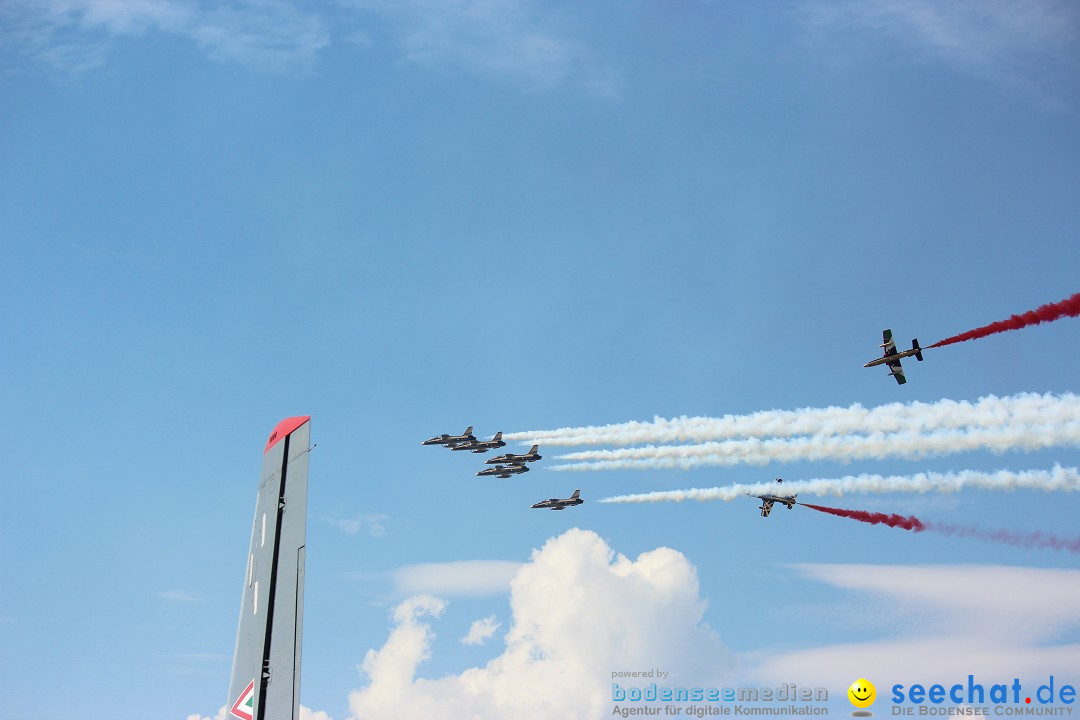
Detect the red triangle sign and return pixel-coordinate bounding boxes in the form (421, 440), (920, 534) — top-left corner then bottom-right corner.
(230, 679), (255, 720)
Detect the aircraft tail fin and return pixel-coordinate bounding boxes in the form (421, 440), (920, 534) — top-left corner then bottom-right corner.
(228, 417), (311, 720)
(464, 426), (474, 436)
(913, 339), (924, 361)
(571, 489), (581, 499)
(529, 445), (538, 454)
(493, 431), (502, 441)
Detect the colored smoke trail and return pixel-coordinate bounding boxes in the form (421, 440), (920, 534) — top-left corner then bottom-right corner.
(801, 503), (925, 531)
(929, 292), (1080, 348)
(505, 393), (1080, 448)
(598, 465), (1080, 504)
(923, 522), (1080, 553)
(801, 503), (1080, 554)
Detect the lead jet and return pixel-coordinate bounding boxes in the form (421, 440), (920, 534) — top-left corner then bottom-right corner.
(863, 329), (923, 385)
(422, 426), (475, 446)
(746, 478), (797, 518)
(485, 445), (542, 465)
(451, 431), (505, 453)
(476, 463), (530, 478)
(531, 489), (583, 510)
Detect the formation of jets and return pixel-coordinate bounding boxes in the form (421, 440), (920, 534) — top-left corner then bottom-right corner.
(423, 429), (575, 508)
(746, 478), (797, 518)
(864, 328), (924, 385)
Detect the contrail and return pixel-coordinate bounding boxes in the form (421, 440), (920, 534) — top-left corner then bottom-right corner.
(599, 465), (1080, 504)
(929, 291), (1080, 348)
(801, 503), (1080, 554)
(504, 393), (1080, 447)
(553, 422), (1080, 471)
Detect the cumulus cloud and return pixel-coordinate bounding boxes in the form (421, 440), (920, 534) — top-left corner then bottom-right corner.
(461, 615), (500, 646)
(748, 563), (1080, 688)
(298, 706), (333, 720)
(347, 528), (734, 720)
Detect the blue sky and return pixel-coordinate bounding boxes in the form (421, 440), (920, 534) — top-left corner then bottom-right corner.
(2, 2), (1079, 719)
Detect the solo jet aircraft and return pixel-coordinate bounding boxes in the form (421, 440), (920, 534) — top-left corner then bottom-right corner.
(422, 426), (475, 446)
(747, 478), (797, 517)
(864, 329), (923, 385)
(531, 489), (583, 510)
(485, 445), (542, 465)
(451, 431), (505, 453)
(476, 463), (530, 478)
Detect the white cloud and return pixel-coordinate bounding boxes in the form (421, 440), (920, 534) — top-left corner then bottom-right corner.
(186, 1), (329, 73)
(392, 560), (523, 598)
(327, 512), (389, 538)
(1, 0), (329, 75)
(3, 0), (618, 91)
(156, 589), (204, 603)
(70, 0), (191, 35)
(800, 0), (1080, 99)
(748, 563), (1080, 689)
(348, 0), (620, 95)
(461, 615), (500, 646)
(186, 707), (226, 720)
(299, 706), (333, 720)
(348, 528), (734, 720)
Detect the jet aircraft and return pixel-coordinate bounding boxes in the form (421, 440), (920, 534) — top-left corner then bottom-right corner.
(451, 431), (505, 453)
(864, 329), (923, 385)
(422, 426), (475, 446)
(486, 445), (542, 465)
(476, 463), (530, 478)
(531, 489), (583, 510)
(746, 478), (797, 517)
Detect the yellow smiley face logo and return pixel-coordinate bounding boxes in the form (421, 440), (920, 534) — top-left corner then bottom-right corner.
(848, 678), (876, 708)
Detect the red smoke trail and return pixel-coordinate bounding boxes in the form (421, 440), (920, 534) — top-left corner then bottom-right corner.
(929, 292), (1080, 348)
(801, 503), (925, 532)
(923, 522), (1080, 553)
(802, 503), (1080, 554)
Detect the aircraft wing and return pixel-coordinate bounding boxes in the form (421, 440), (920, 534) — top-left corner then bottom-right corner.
(760, 499), (775, 517)
(227, 417), (311, 720)
(887, 357), (907, 385)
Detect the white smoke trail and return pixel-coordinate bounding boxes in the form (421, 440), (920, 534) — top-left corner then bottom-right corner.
(505, 393), (1080, 447)
(549, 421), (1080, 471)
(600, 465), (1080, 504)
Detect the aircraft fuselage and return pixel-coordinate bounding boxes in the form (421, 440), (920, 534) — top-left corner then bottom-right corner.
(756, 494), (796, 507)
(864, 347), (922, 368)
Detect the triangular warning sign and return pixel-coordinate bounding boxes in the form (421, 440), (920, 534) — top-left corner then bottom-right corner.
(230, 679), (255, 720)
